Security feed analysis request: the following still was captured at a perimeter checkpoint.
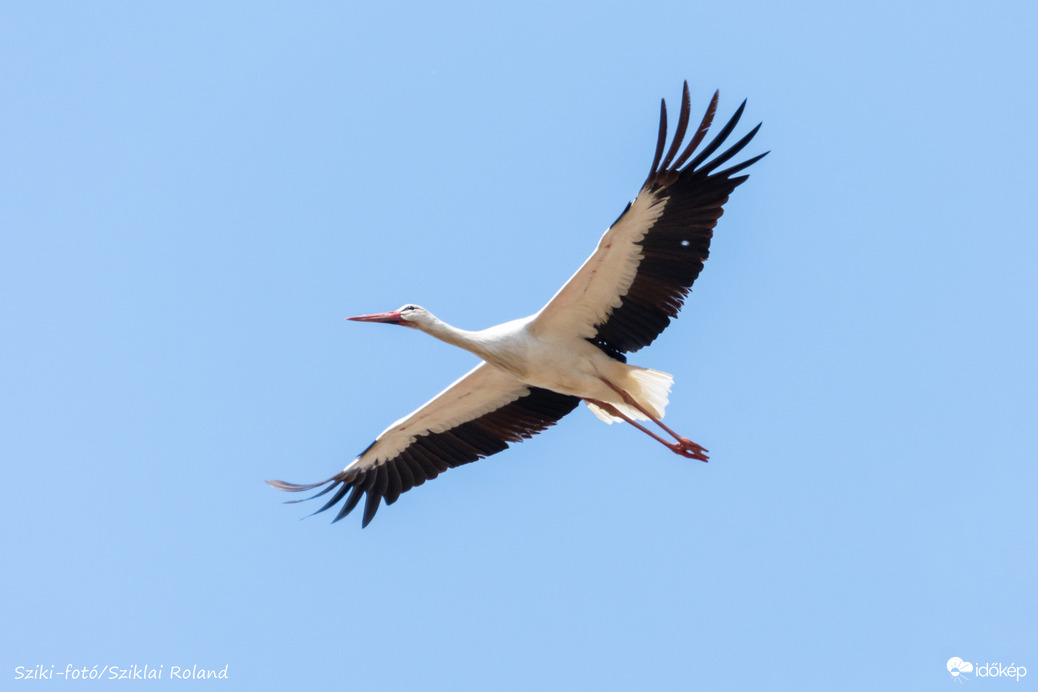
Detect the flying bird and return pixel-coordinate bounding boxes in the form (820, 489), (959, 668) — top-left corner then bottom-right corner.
(269, 82), (766, 527)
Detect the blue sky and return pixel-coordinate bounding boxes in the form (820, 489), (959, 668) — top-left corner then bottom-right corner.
(3, 2), (1036, 690)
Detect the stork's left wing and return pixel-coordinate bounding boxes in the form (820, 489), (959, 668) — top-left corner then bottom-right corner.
(267, 362), (580, 527)
(530, 82), (767, 359)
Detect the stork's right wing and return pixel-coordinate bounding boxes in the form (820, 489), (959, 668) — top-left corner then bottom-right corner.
(267, 362), (580, 527)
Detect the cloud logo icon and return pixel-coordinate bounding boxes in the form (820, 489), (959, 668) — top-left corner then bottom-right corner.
(948, 657), (974, 677)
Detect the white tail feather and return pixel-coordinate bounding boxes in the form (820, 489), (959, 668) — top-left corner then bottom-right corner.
(626, 366), (672, 420)
(584, 366), (673, 424)
(586, 401), (621, 424)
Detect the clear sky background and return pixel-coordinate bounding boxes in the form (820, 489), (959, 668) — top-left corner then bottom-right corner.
(3, 2), (1036, 690)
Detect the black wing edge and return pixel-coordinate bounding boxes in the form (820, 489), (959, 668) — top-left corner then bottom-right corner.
(589, 81), (768, 357)
(266, 387), (581, 528)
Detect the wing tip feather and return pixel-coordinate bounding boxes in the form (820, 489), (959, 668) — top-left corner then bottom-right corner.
(647, 97), (668, 178)
(265, 478), (327, 492)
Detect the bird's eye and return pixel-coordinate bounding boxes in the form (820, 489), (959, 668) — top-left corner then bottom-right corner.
(403, 305), (417, 312)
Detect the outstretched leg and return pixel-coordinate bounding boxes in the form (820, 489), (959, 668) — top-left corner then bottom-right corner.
(596, 377), (709, 461)
(586, 398), (708, 462)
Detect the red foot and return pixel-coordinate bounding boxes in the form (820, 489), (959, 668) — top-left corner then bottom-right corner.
(669, 438), (709, 462)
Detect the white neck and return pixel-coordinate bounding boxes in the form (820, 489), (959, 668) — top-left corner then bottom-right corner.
(417, 314), (493, 360)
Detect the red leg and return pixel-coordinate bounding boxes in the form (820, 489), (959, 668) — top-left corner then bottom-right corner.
(586, 399), (709, 462)
(595, 378), (709, 461)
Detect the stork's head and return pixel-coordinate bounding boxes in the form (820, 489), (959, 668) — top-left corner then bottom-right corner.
(347, 304), (430, 329)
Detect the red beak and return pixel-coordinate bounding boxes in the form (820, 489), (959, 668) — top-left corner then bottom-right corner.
(347, 311), (403, 324)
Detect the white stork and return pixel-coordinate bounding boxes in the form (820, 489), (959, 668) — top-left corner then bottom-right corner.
(269, 82), (766, 527)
